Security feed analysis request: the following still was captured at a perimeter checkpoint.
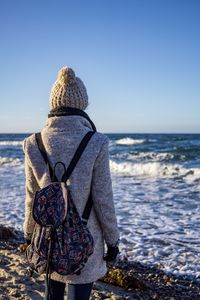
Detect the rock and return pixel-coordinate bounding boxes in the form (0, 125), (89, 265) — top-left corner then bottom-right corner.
(0, 225), (16, 240)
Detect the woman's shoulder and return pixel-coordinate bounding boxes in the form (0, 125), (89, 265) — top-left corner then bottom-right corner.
(91, 132), (110, 153)
(89, 132), (110, 161)
(22, 133), (37, 154)
(93, 131), (109, 144)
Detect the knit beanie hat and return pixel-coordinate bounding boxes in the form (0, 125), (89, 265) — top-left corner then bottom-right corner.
(49, 66), (88, 110)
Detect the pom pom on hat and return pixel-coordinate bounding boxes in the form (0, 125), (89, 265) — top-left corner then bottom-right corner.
(57, 67), (76, 85)
(50, 66), (88, 110)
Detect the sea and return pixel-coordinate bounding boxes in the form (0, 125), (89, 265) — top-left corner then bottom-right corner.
(0, 133), (200, 280)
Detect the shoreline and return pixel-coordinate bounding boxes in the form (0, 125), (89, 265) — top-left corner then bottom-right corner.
(0, 227), (200, 299)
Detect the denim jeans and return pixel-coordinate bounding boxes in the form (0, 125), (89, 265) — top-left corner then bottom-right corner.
(47, 278), (94, 300)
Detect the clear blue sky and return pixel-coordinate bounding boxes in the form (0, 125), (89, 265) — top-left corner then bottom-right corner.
(0, 0), (199, 133)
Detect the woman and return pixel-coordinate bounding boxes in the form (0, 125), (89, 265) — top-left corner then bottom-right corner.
(23, 66), (120, 300)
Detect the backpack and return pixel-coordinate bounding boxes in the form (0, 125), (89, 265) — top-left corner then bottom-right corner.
(26, 130), (95, 296)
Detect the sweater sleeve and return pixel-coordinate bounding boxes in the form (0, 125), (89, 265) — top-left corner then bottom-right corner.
(91, 137), (120, 246)
(23, 139), (39, 240)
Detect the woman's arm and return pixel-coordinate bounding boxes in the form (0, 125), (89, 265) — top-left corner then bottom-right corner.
(91, 136), (120, 246)
(23, 139), (39, 240)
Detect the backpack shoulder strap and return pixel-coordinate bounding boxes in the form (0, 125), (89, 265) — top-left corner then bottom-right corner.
(61, 130), (95, 225)
(35, 132), (58, 181)
(61, 131), (95, 182)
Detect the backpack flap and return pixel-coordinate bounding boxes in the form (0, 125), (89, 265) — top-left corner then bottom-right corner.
(33, 182), (68, 227)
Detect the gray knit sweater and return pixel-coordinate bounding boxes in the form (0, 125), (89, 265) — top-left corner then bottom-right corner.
(22, 115), (120, 284)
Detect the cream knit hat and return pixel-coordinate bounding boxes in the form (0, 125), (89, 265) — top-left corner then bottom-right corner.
(49, 66), (88, 110)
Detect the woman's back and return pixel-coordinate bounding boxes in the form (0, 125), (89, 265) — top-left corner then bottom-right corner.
(23, 66), (119, 296)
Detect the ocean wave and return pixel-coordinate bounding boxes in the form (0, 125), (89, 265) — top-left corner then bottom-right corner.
(130, 151), (188, 162)
(110, 160), (200, 180)
(0, 141), (23, 146)
(116, 137), (145, 146)
(113, 151), (186, 162)
(0, 157), (23, 166)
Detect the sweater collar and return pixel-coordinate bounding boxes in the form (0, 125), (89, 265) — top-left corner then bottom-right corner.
(48, 107), (96, 131)
(44, 115), (93, 132)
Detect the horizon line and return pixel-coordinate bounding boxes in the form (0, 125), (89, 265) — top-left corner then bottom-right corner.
(0, 132), (200, 135)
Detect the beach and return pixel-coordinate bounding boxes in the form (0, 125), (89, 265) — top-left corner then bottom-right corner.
(0, 227), (200, 300)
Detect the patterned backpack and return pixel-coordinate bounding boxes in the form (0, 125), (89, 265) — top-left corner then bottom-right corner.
(26, 131), (95, 297)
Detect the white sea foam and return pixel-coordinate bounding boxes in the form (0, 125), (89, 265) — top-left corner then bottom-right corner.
(116, 137), (145, 146)
(0, 141), (23, 146)
(0, 164), (25, 232)
(112, 174), (200, 279)
(0, 157), (23, 166)
(110, 160), (199, 180)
